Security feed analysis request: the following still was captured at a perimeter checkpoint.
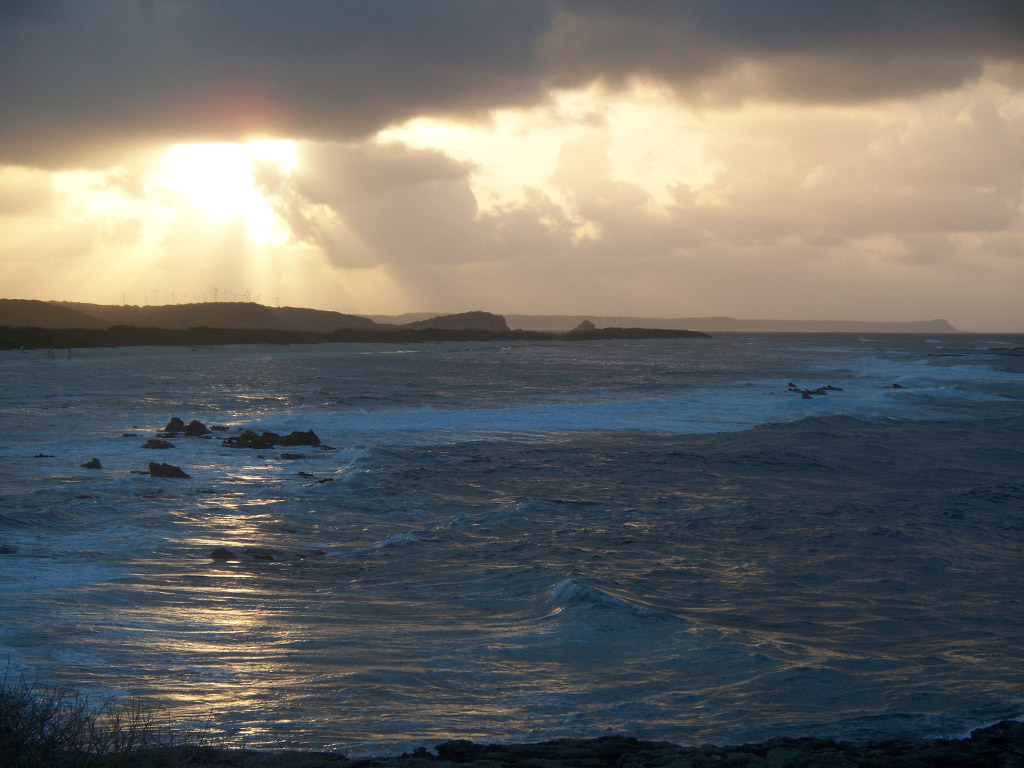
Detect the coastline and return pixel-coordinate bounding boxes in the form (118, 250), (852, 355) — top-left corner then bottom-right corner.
(0, 325), (709, 351)
(82, 720), (1024, 766)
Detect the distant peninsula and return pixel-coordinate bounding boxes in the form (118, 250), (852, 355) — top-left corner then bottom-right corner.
(0, 300), (710, 350)
(374, 312), (960, 334)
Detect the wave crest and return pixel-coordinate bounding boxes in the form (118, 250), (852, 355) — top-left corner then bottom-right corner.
(549, 578), (654, 617)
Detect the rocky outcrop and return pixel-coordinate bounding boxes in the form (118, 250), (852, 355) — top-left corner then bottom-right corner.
(143, 439), (175, 449)
(183, 419), (210, 436)
(81, 457), (102, 469)
(222, 430), (278, 449)
(159, 417), (210, 437)
(571, 320), (597, 332)
(148, 462), (190, 478)
(422, 722), (1024, 767)
(161, 417), (185, 434)
(223, 429), (320, 449)
(279, 430), (320, 447)
(788, 383), (844, 398)
(162, 720), (1024, 767)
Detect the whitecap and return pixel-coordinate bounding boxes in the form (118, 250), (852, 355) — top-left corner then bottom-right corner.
(549, 578), (654, 617)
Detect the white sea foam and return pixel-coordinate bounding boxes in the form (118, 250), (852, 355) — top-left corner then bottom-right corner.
(373, 532), (428, 549)
(2, 333), (1022, 752)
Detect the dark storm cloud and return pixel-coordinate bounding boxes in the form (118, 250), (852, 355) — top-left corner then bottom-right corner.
(2, 0), (1022, 167)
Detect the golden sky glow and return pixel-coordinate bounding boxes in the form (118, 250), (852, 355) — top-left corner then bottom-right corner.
(1, 4), (1022, 330)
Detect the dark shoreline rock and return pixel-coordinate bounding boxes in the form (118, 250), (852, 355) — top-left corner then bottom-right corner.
(123, 720), (1024, 767)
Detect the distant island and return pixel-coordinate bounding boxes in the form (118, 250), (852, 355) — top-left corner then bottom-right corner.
(0, 300), (710, 350)
(373, 312), (960, 334)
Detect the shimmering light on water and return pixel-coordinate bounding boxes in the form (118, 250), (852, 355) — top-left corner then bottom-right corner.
(0, 335), (1022, 755)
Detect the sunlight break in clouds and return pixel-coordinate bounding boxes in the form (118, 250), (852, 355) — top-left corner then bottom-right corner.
(1, 3), (1022, 329)
(159, 140), (297, 245)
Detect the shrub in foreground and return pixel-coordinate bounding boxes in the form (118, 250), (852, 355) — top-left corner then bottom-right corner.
(0, 671), (208, 767)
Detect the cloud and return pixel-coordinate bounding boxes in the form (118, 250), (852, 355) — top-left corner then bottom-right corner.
(258, 141), (483, 269)
(0, 166), (55, 216)
(2, 1), (1022, 167)
(229, 67), (1024, 329)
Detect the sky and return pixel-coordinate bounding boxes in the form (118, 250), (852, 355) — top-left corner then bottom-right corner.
(1, 1), (1023, 330)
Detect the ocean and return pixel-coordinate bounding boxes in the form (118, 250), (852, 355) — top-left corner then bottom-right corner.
(0, 333), (1022, 757)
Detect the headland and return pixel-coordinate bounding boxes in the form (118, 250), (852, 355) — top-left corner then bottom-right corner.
(0, 300), (709, 350)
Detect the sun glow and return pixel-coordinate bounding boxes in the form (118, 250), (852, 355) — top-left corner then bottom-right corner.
(159, 139), (297, 243)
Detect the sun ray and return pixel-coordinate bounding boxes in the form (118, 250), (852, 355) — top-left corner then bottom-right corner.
(157, 140), (297, 244)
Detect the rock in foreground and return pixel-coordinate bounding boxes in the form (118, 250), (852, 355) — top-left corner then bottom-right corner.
(125, 721), (1024, 767)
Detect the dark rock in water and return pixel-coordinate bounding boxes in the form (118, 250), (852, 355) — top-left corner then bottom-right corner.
(280, 429), (320, 447)
(162, 416), (185, 434)
(802, 392), (813, 399)
(891, 382), (906, 389)
(209, 546), (237, 560)
(33, 453), (54, 458)
(183, 419), (209, 437)
(222, 429), (277, 449)
(223, 428), (320, 449)
(314, 477), (334, 484)
(81, 457), (102, 469)
(825, 384), (843, 391)
(143, 439), (174, 449)
(121, 432), (137, 437)
(148, 461), (190, 478)
(244, 547), (276, 562)
(787, 382), (798, 388)
(209, 425), (229, 432)
(0, 544), (17, 555)
(280, 453), (306, 460)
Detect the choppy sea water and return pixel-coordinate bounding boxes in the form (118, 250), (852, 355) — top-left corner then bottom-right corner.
(0, 333), (1022, 756)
